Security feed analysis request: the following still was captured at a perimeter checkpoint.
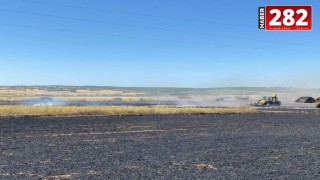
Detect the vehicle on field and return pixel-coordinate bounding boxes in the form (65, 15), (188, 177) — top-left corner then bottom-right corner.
(251, 94), (281, 107)
(295, 96), (320, 108)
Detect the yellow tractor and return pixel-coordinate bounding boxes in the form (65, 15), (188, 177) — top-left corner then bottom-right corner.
(252, 94), (281, 107)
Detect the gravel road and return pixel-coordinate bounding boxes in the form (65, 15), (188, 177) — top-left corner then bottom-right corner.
(1, 110), (320, 179)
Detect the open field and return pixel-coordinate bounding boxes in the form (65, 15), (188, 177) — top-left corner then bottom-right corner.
(0, 106), (256, 117)
(0, 86), (143, 99)
(1, 110), (320, 179)
(1, 86), (319, 99)
(1, 86), (320, 108)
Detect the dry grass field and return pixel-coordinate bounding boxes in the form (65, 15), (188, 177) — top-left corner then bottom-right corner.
(0, 105), (257, 117)
(0, 87), (151, 103)
(0, 88), (141, 99)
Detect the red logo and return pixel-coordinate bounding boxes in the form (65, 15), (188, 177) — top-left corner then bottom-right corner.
(259, 6), (312, 31)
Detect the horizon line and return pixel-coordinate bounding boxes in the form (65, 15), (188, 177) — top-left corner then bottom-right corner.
(0, 85), (317, 89)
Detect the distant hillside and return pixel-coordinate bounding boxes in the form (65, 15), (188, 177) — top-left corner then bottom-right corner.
(0, 86), (319, 97)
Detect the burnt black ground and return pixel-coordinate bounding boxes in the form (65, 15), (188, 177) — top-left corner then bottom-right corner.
(1, 110), (320, 179)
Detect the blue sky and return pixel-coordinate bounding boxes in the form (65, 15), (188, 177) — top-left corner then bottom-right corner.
(0, 0), (319, 87)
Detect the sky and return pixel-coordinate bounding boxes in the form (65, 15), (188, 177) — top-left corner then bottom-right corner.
(0, 0), (319, 88)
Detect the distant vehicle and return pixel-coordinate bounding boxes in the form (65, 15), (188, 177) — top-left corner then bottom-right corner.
(252, 94), (281, 107)
(295, 97), (316, 103)
(295, 96), (320, 108)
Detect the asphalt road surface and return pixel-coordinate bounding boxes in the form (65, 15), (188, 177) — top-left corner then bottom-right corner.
(1, 110), (320, 179)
